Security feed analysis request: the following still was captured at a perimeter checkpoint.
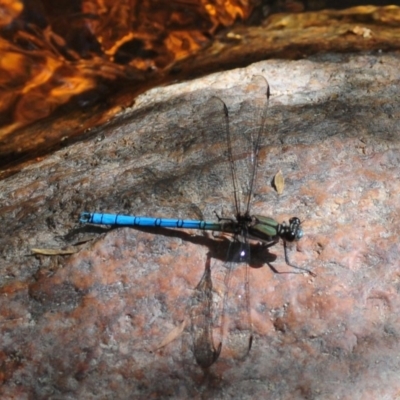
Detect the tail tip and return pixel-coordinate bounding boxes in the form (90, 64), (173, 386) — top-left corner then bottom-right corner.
(79, 212), (91, 223)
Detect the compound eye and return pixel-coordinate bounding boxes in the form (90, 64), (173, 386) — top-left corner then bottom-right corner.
(288, 217), (303, 241)
(295, 228), (304, 240)
(289, 217), (300, 225)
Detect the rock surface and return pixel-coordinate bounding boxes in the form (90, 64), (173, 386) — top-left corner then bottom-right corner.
(1, 53), (400, 398)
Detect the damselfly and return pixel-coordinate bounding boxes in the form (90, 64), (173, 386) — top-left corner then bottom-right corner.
(80, 75), (313, 367)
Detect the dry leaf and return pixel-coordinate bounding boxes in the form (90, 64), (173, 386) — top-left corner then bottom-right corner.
(273, 170), (285, 194)
(155, 318), (188, 350)
(31, 247), (78, 255)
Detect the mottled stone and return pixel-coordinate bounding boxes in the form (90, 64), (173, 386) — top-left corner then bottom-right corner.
(1, 53), (400, 398)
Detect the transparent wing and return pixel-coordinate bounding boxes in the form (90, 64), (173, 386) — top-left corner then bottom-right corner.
(227, 75), (270, 215)
(186, 95), (234, 219)
(219, 235), (252, 361)
(190, 238), (253, 367)
(190, 257), (221, 368)
(168, 76), (269, 219)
